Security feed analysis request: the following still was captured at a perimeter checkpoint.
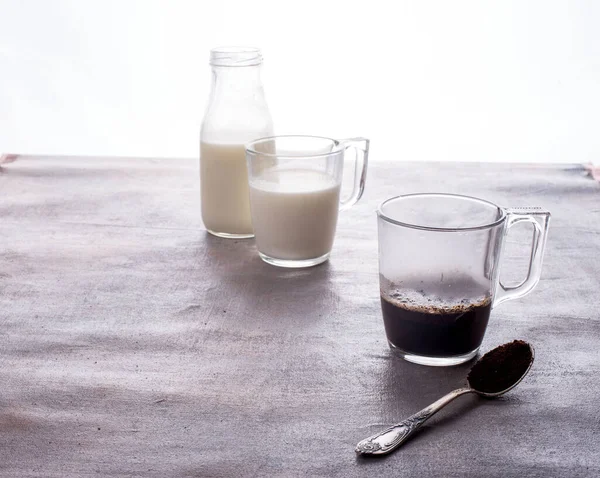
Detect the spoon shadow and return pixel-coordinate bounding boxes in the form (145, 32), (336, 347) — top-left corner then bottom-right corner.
(355, 391), (486, 462)
(356, 341), (534, 458)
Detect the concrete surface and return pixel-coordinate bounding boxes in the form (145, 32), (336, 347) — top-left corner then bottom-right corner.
(1, 156), (599, 477)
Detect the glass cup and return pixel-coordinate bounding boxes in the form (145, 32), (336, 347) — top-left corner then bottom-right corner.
(246, 135), (369, 268)
(377, 193), (550, 366)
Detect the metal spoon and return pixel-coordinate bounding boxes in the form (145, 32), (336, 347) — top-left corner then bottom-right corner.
(356, 341), (534, 456)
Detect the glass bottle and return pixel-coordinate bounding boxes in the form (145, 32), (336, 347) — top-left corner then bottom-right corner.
(200, 47), (273, 238)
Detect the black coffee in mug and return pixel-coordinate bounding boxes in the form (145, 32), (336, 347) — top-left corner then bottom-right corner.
(380, 276), (492, 358)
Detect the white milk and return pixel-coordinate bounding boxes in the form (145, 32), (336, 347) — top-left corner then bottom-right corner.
(200, 142), (253, 236)
(249, 169), (341, 260)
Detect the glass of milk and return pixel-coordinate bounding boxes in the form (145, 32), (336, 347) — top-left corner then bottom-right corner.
(246, 135), (369, 268)
(200, 47), (273, 238)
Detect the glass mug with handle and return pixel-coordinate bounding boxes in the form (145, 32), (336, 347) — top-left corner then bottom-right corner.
(377, 193), (550, 366)
(246, 135), (369, 268)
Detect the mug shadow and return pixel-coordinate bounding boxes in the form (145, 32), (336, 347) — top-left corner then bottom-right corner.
(187, 232), (339, 329)
(379, 352), (474, 413)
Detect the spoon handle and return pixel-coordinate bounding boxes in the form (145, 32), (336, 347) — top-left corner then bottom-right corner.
(356, 387), (473, 456)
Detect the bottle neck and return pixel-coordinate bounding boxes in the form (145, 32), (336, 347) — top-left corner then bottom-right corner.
(202, 47), (272, 143)
(211, 64), (264, 96)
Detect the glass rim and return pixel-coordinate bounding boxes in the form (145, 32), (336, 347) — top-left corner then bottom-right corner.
(210, 46), (262, 67)
(377, 193), (507, 232)
(245, 135), (344, 159)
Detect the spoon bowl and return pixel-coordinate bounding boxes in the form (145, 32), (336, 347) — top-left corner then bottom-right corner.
(469, 341), (535, 398)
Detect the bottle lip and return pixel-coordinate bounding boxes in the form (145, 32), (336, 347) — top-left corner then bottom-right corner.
(210, 47), (263, 67)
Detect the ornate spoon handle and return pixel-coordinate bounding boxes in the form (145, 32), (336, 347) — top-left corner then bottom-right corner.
(356, 387), (474, 456)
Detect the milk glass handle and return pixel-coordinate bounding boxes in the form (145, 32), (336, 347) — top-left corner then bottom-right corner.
(494, 207), (550, 307)
(339, 138), (369, 211)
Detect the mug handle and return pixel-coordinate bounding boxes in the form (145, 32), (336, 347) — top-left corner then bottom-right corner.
(338, 138), (369, 211)
(494, 207), (551, 307)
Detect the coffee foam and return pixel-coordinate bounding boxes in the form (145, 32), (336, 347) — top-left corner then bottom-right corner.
(381, 286), (492, 315)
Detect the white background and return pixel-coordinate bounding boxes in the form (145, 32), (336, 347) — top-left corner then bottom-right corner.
(1, 0), (599, 163)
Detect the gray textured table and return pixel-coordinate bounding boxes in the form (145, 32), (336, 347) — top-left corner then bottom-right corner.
(1, 156), (599, 477)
